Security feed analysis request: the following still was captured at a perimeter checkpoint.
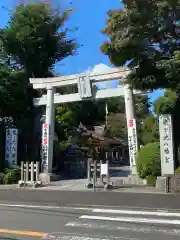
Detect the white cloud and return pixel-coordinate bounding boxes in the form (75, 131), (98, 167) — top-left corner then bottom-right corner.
(86, 63), (119, 90)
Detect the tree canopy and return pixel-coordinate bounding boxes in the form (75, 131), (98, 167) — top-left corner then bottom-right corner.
(0, 2), (78, 162)
(101, 0), (180, 164)
(101, 0), (180, 92)
(1, 3), (77, 77)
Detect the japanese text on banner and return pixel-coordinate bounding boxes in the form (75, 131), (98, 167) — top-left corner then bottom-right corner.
(42, 123), (49, 172)
(128, 119), (138, 167)
(159, 114), (174, 175)
(5, 128), (18, 167)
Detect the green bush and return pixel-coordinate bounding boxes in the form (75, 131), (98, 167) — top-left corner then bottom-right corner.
(3, 168), (21, 184)
(146, 175), (157, 187)
(175, 167), (180, 174)
(137, 142), (161, 179)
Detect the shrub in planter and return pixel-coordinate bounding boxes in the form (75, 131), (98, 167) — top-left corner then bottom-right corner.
(146, 175), (157, 187)
(137, 142), (161, 179)
(175, 167), (180, 174)
(3, 168), (21, 184)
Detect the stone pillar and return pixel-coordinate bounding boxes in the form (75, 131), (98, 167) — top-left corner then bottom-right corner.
(87, 158), (91, 182)
(124, 84), (138, 175)
(45, 85), (55, 173)
(39, 85), (58, 182)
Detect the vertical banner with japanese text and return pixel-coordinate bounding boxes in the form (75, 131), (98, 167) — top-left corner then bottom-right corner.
(159, 114), (174, 175)
(41, 123), (49, 172)
(128, 119), (138, 170)
(5, 128), (18, 167)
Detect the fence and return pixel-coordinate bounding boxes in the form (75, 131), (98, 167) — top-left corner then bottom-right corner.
(88, 159), (110, 184)
(21, 161), (40, 183)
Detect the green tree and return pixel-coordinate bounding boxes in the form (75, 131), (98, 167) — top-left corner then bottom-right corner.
(106, 95), (153, 143)
(107, 113), (127, 139)
(0, 2), (78, 161)
(140, 115), (159, 145)
(137, 142), (161, 179)
(1, 3), (77, 77)
(101, 0), (180, 163)
(153, 90), (176, 115)
(101, 0), (180, 91)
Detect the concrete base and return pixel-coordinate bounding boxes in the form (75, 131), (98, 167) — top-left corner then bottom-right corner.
(156, 176), (166, 191)
(104, 183), (113, 190)
(39, 173), (61, 183)
(111, 179), (123, 187)
(18, 180), (43, 188)
(130, 166), (137, 175)
(123, 175), (147, 185)
(85, 182), (93, 189)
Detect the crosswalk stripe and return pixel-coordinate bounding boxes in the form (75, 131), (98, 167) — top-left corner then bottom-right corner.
(92, 208), (180, 217)
(65, 221), (180, 236)
(79, 215), (180, 225)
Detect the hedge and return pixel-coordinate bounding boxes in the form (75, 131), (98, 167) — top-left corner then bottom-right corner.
(136, 142), (161, 179)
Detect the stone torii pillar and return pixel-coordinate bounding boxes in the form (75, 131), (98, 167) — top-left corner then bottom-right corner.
(45, 85), (55, 173)
(124, 84), (138, 175)
(39, 85), (56, 181)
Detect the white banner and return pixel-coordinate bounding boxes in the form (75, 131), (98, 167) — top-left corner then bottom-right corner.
(5, 128), (18, 167)
(128, 119), (138, 168)
(41, 123), (49, 172)
(159, 114), (174, 175)
(100, 163), (108, 175)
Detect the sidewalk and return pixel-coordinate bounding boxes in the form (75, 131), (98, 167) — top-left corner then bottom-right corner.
(37, 179), (165, 194)
(0, 178), (166, 195)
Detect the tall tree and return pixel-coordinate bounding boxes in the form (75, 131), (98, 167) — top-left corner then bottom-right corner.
(101, 0), (180, 164)
(1, 3), (77, 78)
(101, 0), (180, 91)
(106, 95), (152, 143)
(153, 90), (177, 115)
(0, 2), (78, 160)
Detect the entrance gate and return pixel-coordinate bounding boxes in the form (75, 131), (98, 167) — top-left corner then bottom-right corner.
(30, 64), (142, 178)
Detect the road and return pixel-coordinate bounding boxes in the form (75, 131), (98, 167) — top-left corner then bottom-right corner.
(0, 188), (180, 209)
(1, 203), (180, 240)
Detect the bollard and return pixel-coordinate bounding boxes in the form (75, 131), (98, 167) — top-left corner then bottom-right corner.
(31, 161), (34, 182)
(36, 161), (39, 181)
(21, 161), (24, 181)
(25, 162), (29, 182)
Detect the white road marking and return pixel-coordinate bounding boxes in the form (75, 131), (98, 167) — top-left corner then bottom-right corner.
(92, 208), (180, 217)
(42, 231), (139, 240)
(0, 202), (180, 220)
(69, 203), (177, 212)
(79, 215), (180, 225)
(65, 221), (180, 236)
(0, 203), (91, 211)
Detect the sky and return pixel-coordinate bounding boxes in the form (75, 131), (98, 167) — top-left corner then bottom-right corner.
(0, 0), (163, 102)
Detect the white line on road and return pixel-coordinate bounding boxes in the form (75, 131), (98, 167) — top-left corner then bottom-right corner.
(42, 231), (139, 240)
(0, 203), (91, 211)
(0, 202), (180, 219)
(92, 208), (180, 217)
(68, 203), (178, 212)
(79, 215), (180, 225)
(65, 221), (180, 236)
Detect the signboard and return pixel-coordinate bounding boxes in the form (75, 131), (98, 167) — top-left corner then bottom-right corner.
(78, 75), (92, 99)
(5, 128), (18, 167)
(159, 114), (174, 175)
(128, 119), (138, 170)
(41, 123), (49, 172)
(100, 163), (108, 175)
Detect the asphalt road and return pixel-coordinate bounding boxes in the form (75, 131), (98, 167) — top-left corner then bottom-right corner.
(1, 203), (180, 240)
(0, 188), (180, 209)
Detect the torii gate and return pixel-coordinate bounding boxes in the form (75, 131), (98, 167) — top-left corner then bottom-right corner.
(30, 64), (141, 180)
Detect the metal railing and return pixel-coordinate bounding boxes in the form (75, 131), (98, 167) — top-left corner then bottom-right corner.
(21, 161), (40, 183)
